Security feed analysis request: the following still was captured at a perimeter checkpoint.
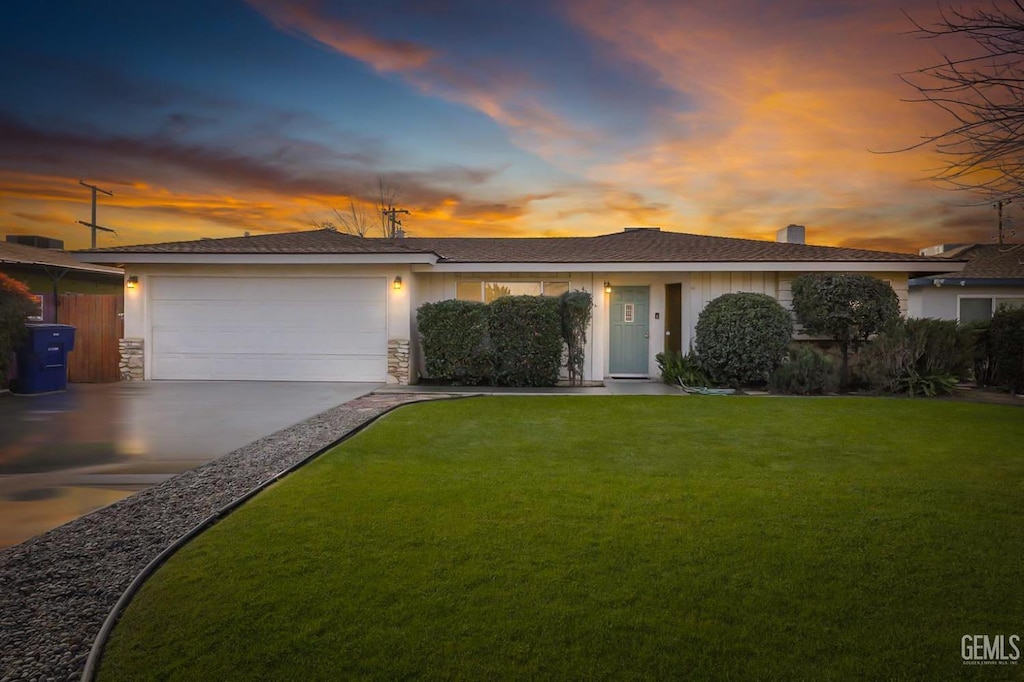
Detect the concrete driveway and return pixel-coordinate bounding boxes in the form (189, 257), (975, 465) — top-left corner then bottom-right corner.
(0, 381), (379, 547)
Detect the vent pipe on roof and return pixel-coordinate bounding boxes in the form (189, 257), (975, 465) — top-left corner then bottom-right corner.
(776, 224), (805, 244)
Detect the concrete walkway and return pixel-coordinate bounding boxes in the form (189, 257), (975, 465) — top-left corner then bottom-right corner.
(0, 391), (440, 682)
(0, 381), (380, 547)
(373, 378), (684, 396)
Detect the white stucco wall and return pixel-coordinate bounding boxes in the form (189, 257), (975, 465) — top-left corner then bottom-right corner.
(909, 284), (1024, 320)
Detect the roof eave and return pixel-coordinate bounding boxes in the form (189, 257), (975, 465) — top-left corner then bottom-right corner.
(417, 260), (956, 273)
(73, 252), (439, 265)
(909, 276), (1024, 287)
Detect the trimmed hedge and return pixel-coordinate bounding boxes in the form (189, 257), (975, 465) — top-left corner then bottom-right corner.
(694, 292), (792, 386)
(489, 295), (563, 387)
(990, 305), (1024, 393)
(416, 300), (491, 385)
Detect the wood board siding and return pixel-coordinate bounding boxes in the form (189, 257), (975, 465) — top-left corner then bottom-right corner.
(57, 294), (124, 383)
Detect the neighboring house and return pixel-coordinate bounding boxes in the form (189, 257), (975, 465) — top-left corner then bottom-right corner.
(76, 226), (962, 384)
(908, 243), (1024, 322)
(2, 235), (123, 322)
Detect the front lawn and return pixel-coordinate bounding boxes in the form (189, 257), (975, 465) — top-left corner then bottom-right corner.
(99, 397), (1024, 680)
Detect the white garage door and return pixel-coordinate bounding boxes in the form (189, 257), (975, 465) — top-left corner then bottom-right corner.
(150, 276), (387, 381)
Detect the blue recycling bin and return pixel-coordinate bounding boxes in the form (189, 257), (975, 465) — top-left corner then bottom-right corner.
(13, 324), (76, 394)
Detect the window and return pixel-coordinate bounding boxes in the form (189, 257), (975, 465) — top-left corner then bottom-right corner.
(456, 281), (569, 303)
(456, 281), (483, 302)
(27, 294), (43, 322)
(959, 296), (1024, 323)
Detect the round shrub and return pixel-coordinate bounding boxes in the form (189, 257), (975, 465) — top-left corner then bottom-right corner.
(694, 292), (793, 386)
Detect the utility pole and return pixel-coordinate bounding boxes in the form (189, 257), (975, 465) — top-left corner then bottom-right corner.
(382, 205), (409, 238)
(78, 179), (116, 248)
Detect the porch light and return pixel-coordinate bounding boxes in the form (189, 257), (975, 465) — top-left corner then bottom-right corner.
(604, 282), (612, 294)
(126, 275), (138, 289)
(393, 275), (403, 290)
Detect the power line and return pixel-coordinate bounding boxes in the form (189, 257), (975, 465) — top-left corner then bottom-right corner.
(382, 205), (409, 238)
(78, 179), (116, 248)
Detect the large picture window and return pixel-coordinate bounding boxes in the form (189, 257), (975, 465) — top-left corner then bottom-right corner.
(958, 296), (1024, 323)
(456, 281), (569, 303)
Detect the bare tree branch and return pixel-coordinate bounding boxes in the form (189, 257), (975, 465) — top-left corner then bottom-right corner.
(310, 177), (409, 238)
(899, 1), (1024, 198)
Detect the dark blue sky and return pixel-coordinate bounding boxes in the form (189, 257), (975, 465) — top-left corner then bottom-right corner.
(0, 0), (1006, 251)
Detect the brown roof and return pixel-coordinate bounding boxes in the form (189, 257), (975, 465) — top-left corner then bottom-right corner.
(405, 229), (941, 262)
(79, 228), (428, 255)
(82, 227), (943, 263)
(925, 243), (1024, 279)
(1, 241), (123, 276)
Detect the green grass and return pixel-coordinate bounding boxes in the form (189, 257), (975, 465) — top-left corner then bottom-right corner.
(99, 397), (1024, 681)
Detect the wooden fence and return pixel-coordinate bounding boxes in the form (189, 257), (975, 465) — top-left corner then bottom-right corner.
(57, 294), (124, 383)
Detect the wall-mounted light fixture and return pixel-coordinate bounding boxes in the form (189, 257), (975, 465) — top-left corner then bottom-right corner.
(126, 275), (139, 289)
(604, 281), (612, 294)
(393, 275), (403, 290)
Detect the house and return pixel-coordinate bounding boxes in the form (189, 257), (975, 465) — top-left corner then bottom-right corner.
(908, 243), (1024, 322)
(76, 226), (961, 384)
(2, 235), (123, 322)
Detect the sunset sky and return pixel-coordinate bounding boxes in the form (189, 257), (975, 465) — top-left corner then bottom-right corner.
(2, 0), (1018, 252)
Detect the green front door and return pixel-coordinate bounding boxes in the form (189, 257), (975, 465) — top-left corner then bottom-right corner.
(609, 286), (649, 376)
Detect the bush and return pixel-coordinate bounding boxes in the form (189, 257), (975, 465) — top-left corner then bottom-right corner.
(489, 295), (563, 387)
(416, 300), (491, 384)
(989, 305), (1024, 393)
(656, 350), (708, 387)
(769, 346), (839, 395)
(791, 273), (900, 387)
(0, 273), (36, 389)
(961, 320), (998, 386)
(693, 292), (792, 386)
(559, 290), (592, 386)
(861, 318), (970, 396)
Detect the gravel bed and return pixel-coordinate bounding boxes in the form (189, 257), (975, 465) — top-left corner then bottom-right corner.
(0, 393), (444, 682)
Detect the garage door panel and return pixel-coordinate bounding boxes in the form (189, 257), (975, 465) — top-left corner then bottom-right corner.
(153, 301), (386, 332)
(153, 329), (385, 355)
(149, 276), (388, 381)
(153, 353), (386, 382)
(152, 277), (386, 303)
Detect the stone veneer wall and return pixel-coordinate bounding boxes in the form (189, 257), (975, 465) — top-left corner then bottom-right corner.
(119, 338), (144, 381)
(387, 339), (410, 385)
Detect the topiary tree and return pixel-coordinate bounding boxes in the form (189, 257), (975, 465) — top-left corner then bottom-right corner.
(489, 295), (562, 387)
(989, 305), (1024, 393)
(791, 273), (900, 387)
(0, 273), (37, 388)
(558, 290), (592, 387)
(416, 299), (491, 384)
(693, 292), (792, 386)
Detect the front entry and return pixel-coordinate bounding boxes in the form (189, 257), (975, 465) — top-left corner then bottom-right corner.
(609, 286), (650, 376)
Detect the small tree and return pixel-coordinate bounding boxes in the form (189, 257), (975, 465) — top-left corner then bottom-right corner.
(693, 292), (793, 386)
(0, 273), (36, 388)
(558, 290), (592, 387)
(791, 274), (900, 387)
